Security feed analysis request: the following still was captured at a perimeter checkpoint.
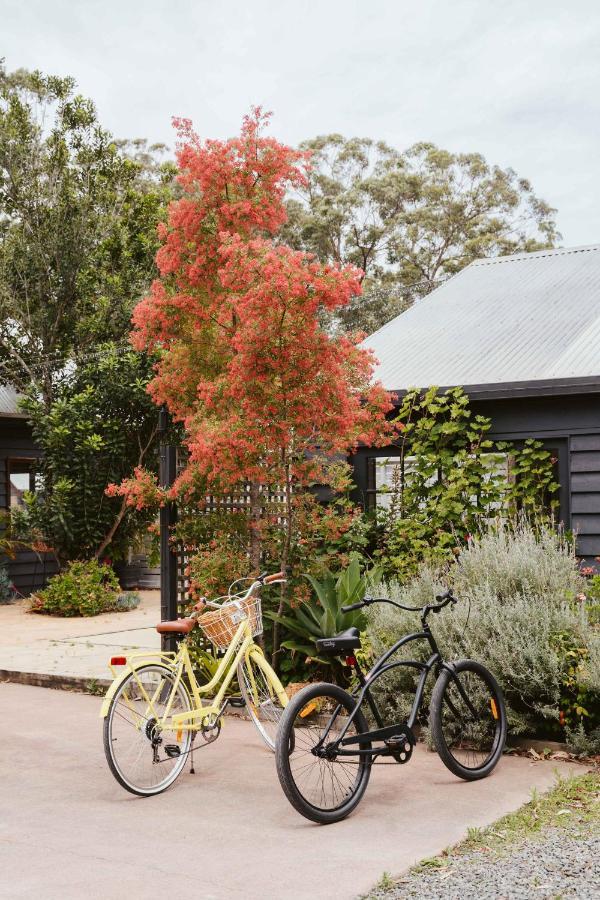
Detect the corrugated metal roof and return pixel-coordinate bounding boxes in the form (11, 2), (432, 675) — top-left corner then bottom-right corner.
(0, 384), (26, 417)
(363, 244), (600, 391)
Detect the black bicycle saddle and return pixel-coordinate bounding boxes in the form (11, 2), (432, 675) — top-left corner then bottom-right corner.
(315, 627), (361, 655)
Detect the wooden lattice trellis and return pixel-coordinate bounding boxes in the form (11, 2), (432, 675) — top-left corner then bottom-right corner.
(172, 450), (287, 615)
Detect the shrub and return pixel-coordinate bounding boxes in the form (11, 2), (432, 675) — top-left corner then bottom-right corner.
(364, 521), (600, 744)
(267, 555), (371, 682)
(583, 575), (600, 626)
(453, 519), (582, 603)
(31, 560), (121, 616)
(115, 591), (141, 611)
(187, 534), (252, 602)
(0, 566), (15, 604)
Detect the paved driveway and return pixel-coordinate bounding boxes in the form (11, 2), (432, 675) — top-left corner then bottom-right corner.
(0, 592), (160, 685)
(0, 683), (583, 900)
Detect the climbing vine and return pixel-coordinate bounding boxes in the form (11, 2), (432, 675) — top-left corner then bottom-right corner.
(373, 387), (559, 579)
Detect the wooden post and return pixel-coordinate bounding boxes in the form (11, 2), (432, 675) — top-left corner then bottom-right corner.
(159, 407), (178, 651)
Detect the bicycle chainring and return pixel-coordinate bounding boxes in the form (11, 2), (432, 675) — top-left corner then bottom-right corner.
(201, 715), (222, 743)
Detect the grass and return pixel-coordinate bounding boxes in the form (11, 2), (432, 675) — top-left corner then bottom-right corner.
(364, 771), (599, 895)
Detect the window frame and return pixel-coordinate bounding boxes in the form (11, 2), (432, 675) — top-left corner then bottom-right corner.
(6, 457), (37, 510)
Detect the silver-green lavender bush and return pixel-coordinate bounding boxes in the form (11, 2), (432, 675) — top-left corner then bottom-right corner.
(365, 522), (599, 747)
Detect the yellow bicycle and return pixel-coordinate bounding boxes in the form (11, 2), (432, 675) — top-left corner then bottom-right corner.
(101, 572), (288, 796)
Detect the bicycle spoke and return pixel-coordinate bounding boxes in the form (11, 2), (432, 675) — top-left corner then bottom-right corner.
(105, 666), (192, 795)
(438, 669), (500, 770)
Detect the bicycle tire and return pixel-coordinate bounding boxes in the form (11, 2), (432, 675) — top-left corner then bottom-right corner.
(430, 659), (507, 781)
(237, 648), (287, 751)
(103, 664), (192, 796)
(276, 682), (372, 824)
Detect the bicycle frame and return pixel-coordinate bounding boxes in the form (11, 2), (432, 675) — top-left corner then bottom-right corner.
(319, 623), (452, 758)
(100, 616), (288, 731)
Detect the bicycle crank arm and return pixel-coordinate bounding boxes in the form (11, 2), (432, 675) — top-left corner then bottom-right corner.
(340, 722), (415, 746)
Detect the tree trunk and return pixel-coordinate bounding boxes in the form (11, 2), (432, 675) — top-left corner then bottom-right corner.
(271, 456), (293, 670)
(94, 496), (128, 561)
(248, 481), (262, 572)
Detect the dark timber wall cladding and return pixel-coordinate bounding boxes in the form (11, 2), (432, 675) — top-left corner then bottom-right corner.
(351, 390), (600, 569)
(570, 434), (600, 560)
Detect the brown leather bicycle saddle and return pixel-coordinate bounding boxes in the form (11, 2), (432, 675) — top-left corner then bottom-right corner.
(156, 617), (197, 635)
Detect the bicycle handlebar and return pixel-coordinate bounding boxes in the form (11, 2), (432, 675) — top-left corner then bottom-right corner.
(192, 571), (287, 613)
(341, 600), (367, 612)
(341, 589), (457, 617)
(263, 571), (286, 584)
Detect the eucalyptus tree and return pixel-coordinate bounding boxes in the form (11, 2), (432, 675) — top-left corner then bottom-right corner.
(283, 134), (559, 333)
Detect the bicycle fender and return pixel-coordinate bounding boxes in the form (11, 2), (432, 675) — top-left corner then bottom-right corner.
(99, 654), (175, 718)
(100, 669), (132, 718)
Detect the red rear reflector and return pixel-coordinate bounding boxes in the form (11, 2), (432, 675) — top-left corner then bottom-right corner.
(345, 656), (357, 667)
(111, 656), (127, 666)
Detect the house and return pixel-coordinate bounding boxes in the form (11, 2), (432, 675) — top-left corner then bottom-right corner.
(0, 385), (57, 594)
(353, 244), (600, 568)
(0, 384), (159, 595)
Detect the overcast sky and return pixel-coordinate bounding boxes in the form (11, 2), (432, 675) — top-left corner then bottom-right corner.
(3, 0), (600, 245)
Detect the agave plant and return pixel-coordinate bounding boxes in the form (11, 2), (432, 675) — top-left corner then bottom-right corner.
(267, 556), (373, 666)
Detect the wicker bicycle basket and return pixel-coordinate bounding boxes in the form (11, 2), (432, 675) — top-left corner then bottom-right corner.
(198, 595), (263, 650)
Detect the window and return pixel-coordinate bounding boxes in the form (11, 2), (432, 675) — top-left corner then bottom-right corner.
(366, 455), (417, 511)
(365, 452), (512, 513)
(7, 459), (35, 509)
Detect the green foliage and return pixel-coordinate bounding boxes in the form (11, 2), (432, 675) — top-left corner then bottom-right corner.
(186, 642), (222, 686)
(583, 575), (600, 626)
(0, 566), (15, 603)
(565, 722), (600, 756)
(31, 559), (121, 616)
(187, 533), (253, 603)
(364, 521), (600, 742)
(0, 64), (171, 565)
(372, 387), (558, 580)
(282, 135), (558, 333)
(267, 556), (371, 678)
(453, 519), (581, 602)
(13, 346), (159, 563)
(115, 591), (141, 611)
(0, 64), (172, 402)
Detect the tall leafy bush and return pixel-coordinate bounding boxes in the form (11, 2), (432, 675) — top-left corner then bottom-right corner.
(365, 521), (600, 749)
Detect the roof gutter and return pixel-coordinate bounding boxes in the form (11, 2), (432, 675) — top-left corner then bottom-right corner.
(388, 375), (600, 403)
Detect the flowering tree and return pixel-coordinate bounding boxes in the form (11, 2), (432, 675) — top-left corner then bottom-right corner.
(114, 109), (391, 662)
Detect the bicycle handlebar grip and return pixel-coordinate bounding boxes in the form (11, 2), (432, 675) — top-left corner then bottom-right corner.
(435, 590), (453, 603)
(264, 571), (286, 584)
(341, 601), (365, 613)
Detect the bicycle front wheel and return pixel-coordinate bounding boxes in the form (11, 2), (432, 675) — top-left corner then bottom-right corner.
(103, 664), (193, 796)
(430, 659), (507, 780)
(237, 649), (287, 751)
(275, 682), (372, 824)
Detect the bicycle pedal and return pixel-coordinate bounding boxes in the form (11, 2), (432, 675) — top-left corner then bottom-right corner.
(164, 744), (181, 758)
(385, 734), (411, 750)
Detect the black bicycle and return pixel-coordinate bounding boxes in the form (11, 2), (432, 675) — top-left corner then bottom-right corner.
(275, 590), (507, 824)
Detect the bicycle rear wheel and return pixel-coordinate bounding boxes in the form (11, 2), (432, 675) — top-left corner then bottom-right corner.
(275, 682), (372, 824)
(237, 649), (287, 751)
(430, 659), (506, 780)
(103, 664), (192, 796)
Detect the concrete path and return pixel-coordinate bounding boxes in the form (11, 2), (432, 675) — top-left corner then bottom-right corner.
(0, 683), (585, 900)
(0, 592), (160, 686)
